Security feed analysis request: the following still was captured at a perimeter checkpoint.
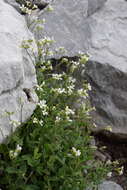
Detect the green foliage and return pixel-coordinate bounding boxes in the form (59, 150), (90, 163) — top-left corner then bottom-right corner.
(0, 11), (110, 190)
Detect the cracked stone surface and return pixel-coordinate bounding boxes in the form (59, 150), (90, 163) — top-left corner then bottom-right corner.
(85, 0), (127, 134)
(0, 0), (37, 142)
(88, 0), (107, 16)
(32, 0), (90, 57)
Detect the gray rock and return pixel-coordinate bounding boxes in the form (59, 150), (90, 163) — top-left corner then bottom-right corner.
(88, 0), (107, 16)
(84, 0), (127, 134)
(0, 0), (37, 142)
(98, 181), (123, 190)
(4, 0), (21, 13)
(32, 0), (90, 57)
(87, 181), (123, 190)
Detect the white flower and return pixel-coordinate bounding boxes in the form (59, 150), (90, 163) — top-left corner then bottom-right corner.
(107, 172), (112, 177)
(19, 4), (32, 14)
(65, 106), (75, 115)
(52, 73), (63, 80)
(26, 1), (31, 7)
(72, 61), (80, 67)
(66, 116), (73, 122)
(38, 100), (47, 109)
(41, 110), (48, 116)
(16, 144), (22, 152)
(52, 88), (66, 94)
(41, 66), (46, 71)
(39, 120), (43, 125)
(68, 77), (76, 84)
(118, 166), (124, 175)
(32, 4), (38, 9)
(106, 160), (112, 165)
(13, 151), (18, 158)
(105, 126), (112, 132)
(67, 84), (75, 95)
(38, 100), (48, 116)
(88, 83), (92, 91)
(9, 150), (14, 159)
(55, 116), (61, 123)
(77, 89), (88, 97)
(33, 117), (38, 124)
(9, 144), (22, 159)
(72, 147), (81, 157)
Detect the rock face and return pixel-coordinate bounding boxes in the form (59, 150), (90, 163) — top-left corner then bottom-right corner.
(34, 0), (90, 57)
(31, 0), (107, 57)
(98, 181), (123, 190)
(0, 0), (37, 142)
(4, 0), (21, 13)
(85, 0), (127, 134)
(88, 0), (107, 16)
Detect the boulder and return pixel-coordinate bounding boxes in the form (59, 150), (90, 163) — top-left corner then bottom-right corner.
(32, 0), (90, 57)
(98, 181), (123, 190)
(4, 0), (21, 13)
(30, 0), (108, 58)
(85, 0), (127, 134)
(0, 0), (37, 142)
(87, 181), (123, 190)
(88, 0), (107, 16)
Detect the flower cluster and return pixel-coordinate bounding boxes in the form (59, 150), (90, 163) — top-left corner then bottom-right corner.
(65, 106), (75, 122)
(72, 147), (81, 157)
(19, 1), (38, 15)
(33, 117), (43, 126)
(52, 73), (63, 80)
(52, 88), (66, 95)
(67, 77), (76, 95)
(37, 100), (48, 116)
(9, 145), (22, 159)
(65, 106), (75, 115)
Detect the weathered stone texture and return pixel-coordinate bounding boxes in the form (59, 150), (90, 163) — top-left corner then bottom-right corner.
(34, 0), (90, 57)
(98, 181), (123, 190)
(0, 0), (37, 142)
(86, 0), (127, 133)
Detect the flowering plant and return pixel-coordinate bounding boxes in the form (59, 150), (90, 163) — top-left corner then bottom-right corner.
(0, 11), (109, 190)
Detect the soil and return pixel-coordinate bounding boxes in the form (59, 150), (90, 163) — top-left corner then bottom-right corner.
(92, 130), (127, 190)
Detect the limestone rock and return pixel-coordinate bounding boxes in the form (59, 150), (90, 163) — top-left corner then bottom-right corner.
(88, 0), (107, 16)
(32, 0), (90, 57)
(0, 0), (37, 142)
(4, 0), (21, 13)
(98, 181), (123, 190)
(87, 181), (123, 190)
(85, 0), (127, 134)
